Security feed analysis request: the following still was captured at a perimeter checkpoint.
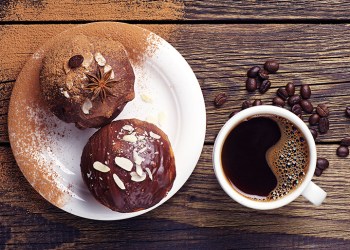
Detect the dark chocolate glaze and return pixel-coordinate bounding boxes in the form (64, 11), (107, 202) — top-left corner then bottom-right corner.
(81, 119), (176, 213)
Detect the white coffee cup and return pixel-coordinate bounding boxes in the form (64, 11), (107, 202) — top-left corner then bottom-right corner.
(213, 105), (326, 210)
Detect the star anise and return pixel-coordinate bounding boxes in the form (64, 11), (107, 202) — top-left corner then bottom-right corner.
(84, 67), (119, 102)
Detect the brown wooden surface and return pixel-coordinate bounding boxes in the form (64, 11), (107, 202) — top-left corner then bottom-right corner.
(1, 1), (350, 249)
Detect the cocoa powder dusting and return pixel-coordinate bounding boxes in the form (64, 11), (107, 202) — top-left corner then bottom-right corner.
(1, 0), (184, 21)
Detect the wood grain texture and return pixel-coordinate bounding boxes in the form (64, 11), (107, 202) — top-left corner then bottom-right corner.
(0, 144), (349, 248)
(1, 24), (350, 143)
(1, 0), (350, 21)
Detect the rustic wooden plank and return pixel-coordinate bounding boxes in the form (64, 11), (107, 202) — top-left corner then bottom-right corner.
(2, 24), (350, 143)
(0, 144), (349, 247)
(1, 0), (350, 21)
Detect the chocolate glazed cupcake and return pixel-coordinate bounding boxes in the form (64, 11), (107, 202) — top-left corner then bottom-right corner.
(81, 119), (176, 213)
(40, 34), (135, 129)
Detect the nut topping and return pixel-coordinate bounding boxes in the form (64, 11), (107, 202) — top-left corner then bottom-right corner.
(93, 161), (110, 173)
(122, 133), (138, 143)
(113, 174), (126, 190)
(145, 167), (153, 180)
(130, 171), (147, 182)
(82, 99), (93, 114)
(94, 52), (106, 66)
(115, 157), (133, 171)
(150, 131), (161, 139)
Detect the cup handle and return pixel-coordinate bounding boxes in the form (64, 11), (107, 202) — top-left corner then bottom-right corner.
(301, 181), (327, 206)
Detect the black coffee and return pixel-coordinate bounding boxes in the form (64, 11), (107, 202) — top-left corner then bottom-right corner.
(221, 115), (309, 201)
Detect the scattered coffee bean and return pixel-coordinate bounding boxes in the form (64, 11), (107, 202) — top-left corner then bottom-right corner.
(258, 69), (269, 80)
(68, 55), (84, 69)
(316, 104), (329, 117)
(214, 93), (227, 107)
(310, 128), (318, 140)
(285, 82), (295, 96)
(309, 113), (320, 125)
(300, 99), (313, 113)
(300, 84), (311, 99)
(253, 99), (263, 106)
(345, 107), (350, 117)
(337, 146), (349, 157)
(277, 88), (288, 100)
(291, 104), (302, 115)
(229, 110), (240, 118)
(273, 97), (285, 107)
(340, 137), (350, 147)
(246, 78), (257, 92)
(259, 80), (271, 94)
(314, 168), (323, 177)
(242, 100), (252, 110)
(319, 117), (329, 134)
(316, 158), (329, 170)
(288, 95), (301, 106)
(264, 60), (279, 74)
(247, 66), (261, 78)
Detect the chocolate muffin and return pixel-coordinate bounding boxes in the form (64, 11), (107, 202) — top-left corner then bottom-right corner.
(81, 119), (176, 213)
(40, 34), (135, 129)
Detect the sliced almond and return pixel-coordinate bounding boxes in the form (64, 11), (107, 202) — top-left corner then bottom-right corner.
(62, 90), (70, 98)
(133, 149), (145, 165)
(82, 99), (93, 114)
(150, 131), (161, 140)
(93, 161), (110, 173)
(104, 64), (115, 79)
(113, 174), (126, 190)
(145, 167), (153, 180)
(137, 135), (145, 141)
(82, 52), (93, 68)
(135, 164), (143, 177)
(115, 157), (133, 171)
(94, 52), (106, 66)
(140, 93), (153, 103)
(122, 125), (134, 133)
(66, 80), (73, 90)
(122, 133), (137, 143)
(130, 171), (146, 182)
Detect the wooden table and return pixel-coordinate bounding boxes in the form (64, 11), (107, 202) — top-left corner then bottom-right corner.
(1, 1), (350, 248)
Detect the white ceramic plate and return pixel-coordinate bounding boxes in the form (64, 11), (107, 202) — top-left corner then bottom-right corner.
(8, 22), (206, 220)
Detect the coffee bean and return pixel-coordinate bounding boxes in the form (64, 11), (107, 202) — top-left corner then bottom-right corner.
(273, 97), (285, 107)
(285, 82), (295, 96)
(337, 146), (349, 157)
(316, 158), (329, 170)
(214, 93), (227, 107)
(291, 104), (302, 115)
(253, 99), (263, 106)
(314, 168), (323, 177)
(310, 128), (318, 140)
(340, 137), (350, 146)
(247, 66), (261, 78)
(246, 78), (257, 92)
(242, 100), (252, 110)
(345, 107), (350, 117)
(68, 55), (84, 68)
(309, 113), (320, 125)
(300, 99), (313, 113)
(277, 88), (288, 100)
(300, 84), (311, 99)
(264, 60), (279, 74)
(229, 110), (240, 118)
(316, 104), (329, 117)
(288, 95), (301, 106)
(319, 117), (329, 134)
(258, 69), (269, 80)
(259, 80), (271, 94)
